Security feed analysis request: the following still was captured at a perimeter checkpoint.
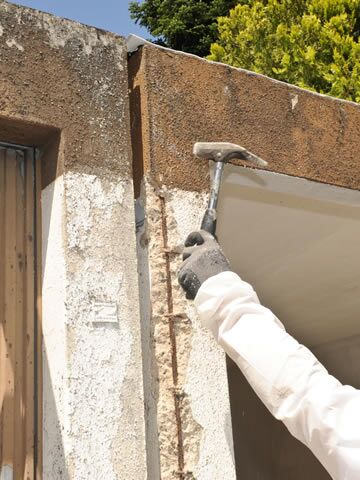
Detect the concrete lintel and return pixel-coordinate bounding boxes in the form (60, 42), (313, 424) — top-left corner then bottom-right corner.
(128, 43), (360, 192)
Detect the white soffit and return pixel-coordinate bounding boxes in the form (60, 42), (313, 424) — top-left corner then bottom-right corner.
(216, 164), (360, 348)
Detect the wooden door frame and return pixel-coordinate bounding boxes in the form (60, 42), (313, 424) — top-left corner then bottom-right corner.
(34, 149), (42, 480)
(0, 141), (42, 479)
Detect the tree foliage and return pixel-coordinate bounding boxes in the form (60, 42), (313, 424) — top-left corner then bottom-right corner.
(209, 0), (360, 101)
(129, 0), (238, 57)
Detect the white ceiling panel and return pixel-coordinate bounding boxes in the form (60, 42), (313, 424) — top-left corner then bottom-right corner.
(216, 165), (360, 347)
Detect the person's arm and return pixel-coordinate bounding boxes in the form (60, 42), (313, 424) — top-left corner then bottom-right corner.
(178, 231), (360, 480)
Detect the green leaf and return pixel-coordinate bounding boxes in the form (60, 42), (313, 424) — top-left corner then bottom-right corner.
(209, 0), (360, 101)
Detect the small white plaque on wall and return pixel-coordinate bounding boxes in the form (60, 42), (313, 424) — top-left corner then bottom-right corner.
(93, 302), (118, 324)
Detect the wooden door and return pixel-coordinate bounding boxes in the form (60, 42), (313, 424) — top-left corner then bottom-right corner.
(0, 145), (40, 480)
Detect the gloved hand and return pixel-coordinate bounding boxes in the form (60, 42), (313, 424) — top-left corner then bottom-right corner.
(178, 230), (230, 300)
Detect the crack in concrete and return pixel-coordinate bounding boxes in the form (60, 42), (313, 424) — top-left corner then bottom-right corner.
(159, 194), (186, 478)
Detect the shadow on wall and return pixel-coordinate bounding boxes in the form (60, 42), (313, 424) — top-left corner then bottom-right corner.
(42, 357), (69, 480)
(40, 139), (69, 480)
(227, 357), (332, 480)
(135, 208), (162, 479)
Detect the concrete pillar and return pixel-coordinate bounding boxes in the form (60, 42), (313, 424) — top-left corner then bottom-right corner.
(0, 3), (147, 477)
(135, 181), (236, 479)
(129, 45), (237, 479)
(42, 172), (147, 479)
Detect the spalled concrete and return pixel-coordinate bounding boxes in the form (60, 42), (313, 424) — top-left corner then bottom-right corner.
(167, 188), (235, 479)
(136, 178), (235, 479)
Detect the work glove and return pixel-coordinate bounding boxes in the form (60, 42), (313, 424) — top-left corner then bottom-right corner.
(178, 230), (230, 300)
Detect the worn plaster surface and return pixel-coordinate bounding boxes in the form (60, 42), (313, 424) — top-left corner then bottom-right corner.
(64, 172), (146, 479)
(129, 45), (360, 192)
(136, 179), (235, 479)
(0, 0), (130, 183)
(42, 174), (147, 479)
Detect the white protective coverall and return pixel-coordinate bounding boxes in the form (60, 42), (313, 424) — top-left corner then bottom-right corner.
(195, 271), (360, 480)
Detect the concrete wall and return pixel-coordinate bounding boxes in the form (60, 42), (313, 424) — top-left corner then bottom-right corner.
(128, 41), (360, 479)
(0, 2), (147, 478)
(129, 43), (360, 193)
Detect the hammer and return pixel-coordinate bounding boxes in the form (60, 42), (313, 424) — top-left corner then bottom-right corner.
(193, 142), (268, 236)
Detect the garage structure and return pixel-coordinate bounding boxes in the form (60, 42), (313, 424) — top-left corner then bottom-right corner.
(129, 40), (360, 479)
(0, 2), (360, 478)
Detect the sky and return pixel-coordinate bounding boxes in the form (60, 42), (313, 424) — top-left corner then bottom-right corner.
(8, 0), (149, 38)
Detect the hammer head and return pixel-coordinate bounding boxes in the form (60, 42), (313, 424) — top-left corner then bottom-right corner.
(193, 142), (268, 167)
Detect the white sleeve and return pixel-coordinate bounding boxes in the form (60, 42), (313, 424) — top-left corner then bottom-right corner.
(194, 271), (360, 480)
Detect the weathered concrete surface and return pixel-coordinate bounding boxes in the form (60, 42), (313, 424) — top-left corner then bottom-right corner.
(128, 40), (360, 479)
(43, 173), (148, 479)
(0, 2), (147, 478)
(0, 0), (130, 184)
(129, 45), (360, 193)
(136, 178), (235, 479)
(64, 172), (146, 479)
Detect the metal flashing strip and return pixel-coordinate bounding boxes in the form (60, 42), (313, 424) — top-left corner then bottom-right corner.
(126, 34), (149, 54)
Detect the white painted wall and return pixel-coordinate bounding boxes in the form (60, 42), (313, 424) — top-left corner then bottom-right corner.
(41, 173), (147, 479)
(217, 165), (360, 348)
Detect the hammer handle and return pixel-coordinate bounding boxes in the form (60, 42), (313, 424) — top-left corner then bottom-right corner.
(201, 208), (217, 236)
